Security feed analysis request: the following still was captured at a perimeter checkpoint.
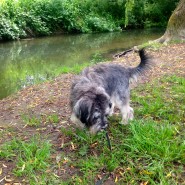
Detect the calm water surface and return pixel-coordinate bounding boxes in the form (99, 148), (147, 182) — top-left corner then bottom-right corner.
(0, 29), (163, 99)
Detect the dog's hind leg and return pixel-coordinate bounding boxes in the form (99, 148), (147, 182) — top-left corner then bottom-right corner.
(128, 106), (134, 121)
(117, 102), (134, 125)
(121, 104), (134, 124)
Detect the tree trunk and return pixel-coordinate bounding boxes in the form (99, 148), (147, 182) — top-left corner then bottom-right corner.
(156, 0), (185, 43)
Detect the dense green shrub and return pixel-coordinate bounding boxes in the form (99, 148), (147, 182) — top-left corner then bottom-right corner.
(142, 0), (178, 27)
(125, 0), (178, 28)
(0, 16), (23, 40)
(0, 0), (179, 41)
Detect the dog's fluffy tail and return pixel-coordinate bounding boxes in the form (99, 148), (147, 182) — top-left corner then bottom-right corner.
(129, 49), (151, 79)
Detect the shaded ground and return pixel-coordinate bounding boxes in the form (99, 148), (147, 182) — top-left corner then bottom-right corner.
(0, 43), (185, 184)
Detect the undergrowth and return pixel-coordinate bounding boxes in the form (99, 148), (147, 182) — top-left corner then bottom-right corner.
(0, 0), (178, 41)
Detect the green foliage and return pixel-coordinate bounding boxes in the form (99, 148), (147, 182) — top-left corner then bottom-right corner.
(0, 0), (178, 41)
(0, 136), (52, 179)
(125, 0), (135, 27)
(0, 15), (25, 40)
(143, 0), (178, 28)
(124, 0), (178, 28)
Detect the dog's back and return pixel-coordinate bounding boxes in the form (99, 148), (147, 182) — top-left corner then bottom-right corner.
(80, 49), (150, 96)
(82, 64), (130, 96)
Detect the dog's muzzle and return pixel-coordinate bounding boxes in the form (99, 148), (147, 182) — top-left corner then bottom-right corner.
(100, 123), (108, 131)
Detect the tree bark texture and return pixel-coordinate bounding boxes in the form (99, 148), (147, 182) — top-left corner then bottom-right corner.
(157, 0), (185, 43)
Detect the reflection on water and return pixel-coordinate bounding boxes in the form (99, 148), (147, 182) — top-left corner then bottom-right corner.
(0, 29), (163, 99)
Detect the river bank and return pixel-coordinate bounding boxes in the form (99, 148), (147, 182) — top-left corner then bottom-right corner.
(1, 43), (184, 128)
(0, 43), (185, 184)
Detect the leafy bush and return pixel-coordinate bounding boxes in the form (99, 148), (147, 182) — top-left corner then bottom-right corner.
(0, 16), (25, 40)
(0, 0), (179, 41)
(85, 13), (121, 32)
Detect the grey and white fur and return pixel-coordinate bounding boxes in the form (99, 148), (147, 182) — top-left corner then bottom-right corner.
(70, 49), (150, 134)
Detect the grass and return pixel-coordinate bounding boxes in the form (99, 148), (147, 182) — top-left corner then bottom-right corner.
(139, 41), (163, 50)
(21, 114), (41, 127)
(21, 113), (60, 127)
(56, 63), (91, 74)
(0, 136), (52, 184)
(60, 123), (184, 184)
(0, 75), (184, 184)
(47, 114), (59, 123)
(55, 57), (105, 75)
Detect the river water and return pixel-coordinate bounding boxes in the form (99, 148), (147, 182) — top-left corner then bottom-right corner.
(0, 29), (163, 99)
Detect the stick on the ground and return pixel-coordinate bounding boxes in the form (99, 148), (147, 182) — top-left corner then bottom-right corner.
(105, 132), (112, 151)
(113, 46), (140, 58)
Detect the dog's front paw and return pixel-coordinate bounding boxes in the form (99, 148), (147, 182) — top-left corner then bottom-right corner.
(71, 113), (85, 129)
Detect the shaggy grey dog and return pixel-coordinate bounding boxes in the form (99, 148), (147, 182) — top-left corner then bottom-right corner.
(70, 49), (150, 134)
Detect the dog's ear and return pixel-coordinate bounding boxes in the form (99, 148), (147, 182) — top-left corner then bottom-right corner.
(95, 87), (110, 103)
(95, 93), (109, 105)
(74, 98), (92, 125)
